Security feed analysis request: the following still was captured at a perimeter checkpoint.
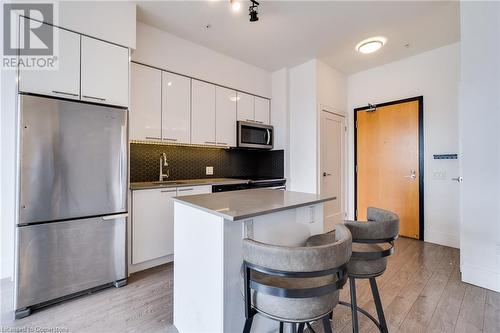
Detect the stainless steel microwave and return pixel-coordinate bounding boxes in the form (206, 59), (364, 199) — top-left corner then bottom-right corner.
(237, 121), (274, 149)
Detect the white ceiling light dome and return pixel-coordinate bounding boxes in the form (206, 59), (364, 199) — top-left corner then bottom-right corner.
(356, 37), (387, 54)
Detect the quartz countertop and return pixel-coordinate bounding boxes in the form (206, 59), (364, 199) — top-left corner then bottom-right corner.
(173, 188), (336, 221)
(130, 178), (249, 190)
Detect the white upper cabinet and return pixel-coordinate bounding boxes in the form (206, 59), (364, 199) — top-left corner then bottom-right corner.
(162, 72), (191, 144)
(236, 92), (255, 122)
(254, 96), (271, 125)
(19, 18), (80, 99)
(191, 80), (216, 145)
(130, 63), (161, 141)
(215, 87), (237, 147)
(80, 36), (129, 107)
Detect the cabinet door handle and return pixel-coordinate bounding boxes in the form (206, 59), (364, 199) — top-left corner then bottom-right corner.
(255, 120), (264, 124)
(82, 95), (106, 101)
(205, 141), (216, 144)
(145, 136), (161, 140)
(163, 138), (178, 141)
(178, 188), (193, 192)
(161, 189), (176, 193)
(52, 90), (79, 97)
(217, 142), (228, 145)
(102, 213), (128, 220)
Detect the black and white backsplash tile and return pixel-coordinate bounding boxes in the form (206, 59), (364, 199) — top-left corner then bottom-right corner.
(130, 143), (284, 183)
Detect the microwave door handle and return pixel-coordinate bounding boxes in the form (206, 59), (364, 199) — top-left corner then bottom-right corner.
(266, 129), (271, 145)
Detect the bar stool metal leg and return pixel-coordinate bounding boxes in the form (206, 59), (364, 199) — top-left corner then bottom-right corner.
(322, 316), (333, 333)
(349, 277), (359, 333)
(369, 277), (388, 333)
(279, 322), (284, 333)
(297, 323), (305, 333)
(243, 315), (254, 333)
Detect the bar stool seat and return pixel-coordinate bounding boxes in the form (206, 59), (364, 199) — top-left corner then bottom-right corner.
(242, 224), (352, 333)
(250, 271), (339, 321)
(347, 243), (388, 278)
(342, 207), (400, 333)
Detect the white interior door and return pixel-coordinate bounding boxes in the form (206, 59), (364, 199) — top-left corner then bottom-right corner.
(320, 111), (346, 232)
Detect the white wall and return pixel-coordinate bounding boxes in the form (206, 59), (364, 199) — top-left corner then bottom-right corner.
(459, 1), (500, 292)
(286, 59), (347, 194)
(271, 68), (290, 179)
(132, 22), (271, 98)
(347, 43), (461, 248)
(317, 60), (347, 112)
(57, 1), (136, 48)
(288, 60), (318, 193)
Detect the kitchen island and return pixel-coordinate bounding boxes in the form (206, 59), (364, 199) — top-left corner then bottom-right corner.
(173, 189), (336, 333)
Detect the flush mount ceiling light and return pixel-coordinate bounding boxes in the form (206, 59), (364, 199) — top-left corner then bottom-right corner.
(356, 37), (387, 54)
(230, 0), (241, 12)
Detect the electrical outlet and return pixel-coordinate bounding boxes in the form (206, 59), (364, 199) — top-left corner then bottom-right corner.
(206, 166), (213, 175)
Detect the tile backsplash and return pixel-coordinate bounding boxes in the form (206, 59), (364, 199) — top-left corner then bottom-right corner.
(130, 143), (284, 183)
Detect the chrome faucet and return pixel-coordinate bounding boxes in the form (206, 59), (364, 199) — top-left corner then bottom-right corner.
(159, 153), (170, 181)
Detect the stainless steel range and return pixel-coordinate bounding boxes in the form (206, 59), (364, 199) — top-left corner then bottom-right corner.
(14, 94), (128, 319)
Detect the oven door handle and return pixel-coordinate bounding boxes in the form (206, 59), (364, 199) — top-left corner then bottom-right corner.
(266, 129), (271, 145)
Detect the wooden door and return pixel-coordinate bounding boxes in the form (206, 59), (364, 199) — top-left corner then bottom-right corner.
(321, 111), (346, 232)
(356, 99), (421, 239)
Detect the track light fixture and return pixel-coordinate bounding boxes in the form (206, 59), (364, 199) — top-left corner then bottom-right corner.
(249, 0), (259, 22)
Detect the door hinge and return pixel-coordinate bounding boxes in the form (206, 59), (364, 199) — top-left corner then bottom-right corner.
(344, 125), (347, 132)
(355, 165), (358, 173)
(355, 209), (358, 218)
(355, 120), (358, 129)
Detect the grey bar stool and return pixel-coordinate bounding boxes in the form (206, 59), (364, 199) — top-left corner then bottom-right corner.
(242, 224), (352, 333)
(342, 207), (400, 333)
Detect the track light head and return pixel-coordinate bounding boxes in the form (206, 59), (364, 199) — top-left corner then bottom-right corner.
(249, 0), (259, 22)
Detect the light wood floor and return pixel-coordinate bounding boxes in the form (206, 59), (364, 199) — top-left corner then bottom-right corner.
(4, 238), (500, 332)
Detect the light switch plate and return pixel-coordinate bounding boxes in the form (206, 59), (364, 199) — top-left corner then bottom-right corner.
(206, 166), (214, 175)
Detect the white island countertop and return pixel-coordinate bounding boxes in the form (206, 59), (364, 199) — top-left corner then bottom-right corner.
(173, 188), (335, 221)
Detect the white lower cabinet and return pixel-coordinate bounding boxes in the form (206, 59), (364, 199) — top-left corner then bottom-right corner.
(131, 185), (212, 266)
(176, 185), (212, 197)
(132, 188), (176, 264)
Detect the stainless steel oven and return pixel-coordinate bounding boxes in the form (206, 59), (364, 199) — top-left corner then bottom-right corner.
(237, 121), (273, 149)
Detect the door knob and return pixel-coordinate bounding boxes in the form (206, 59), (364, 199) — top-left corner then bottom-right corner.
(451, 176), (463, 183)
(323, 172), (332, 177)
(404, 170), (417, 180)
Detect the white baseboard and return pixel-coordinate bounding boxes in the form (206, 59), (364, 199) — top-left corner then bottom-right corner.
(461, 263), (500, 292)
(424, 229), (460, 248)
(128, 254), (173, 275)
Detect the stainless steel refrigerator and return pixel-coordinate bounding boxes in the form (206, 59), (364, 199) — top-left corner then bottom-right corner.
(15, 94), (128, 319)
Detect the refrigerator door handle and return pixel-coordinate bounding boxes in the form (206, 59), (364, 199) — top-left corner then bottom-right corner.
(102, 213), (128, 221)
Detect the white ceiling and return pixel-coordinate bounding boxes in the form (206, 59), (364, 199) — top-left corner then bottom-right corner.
(136, 1), (460, 74)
